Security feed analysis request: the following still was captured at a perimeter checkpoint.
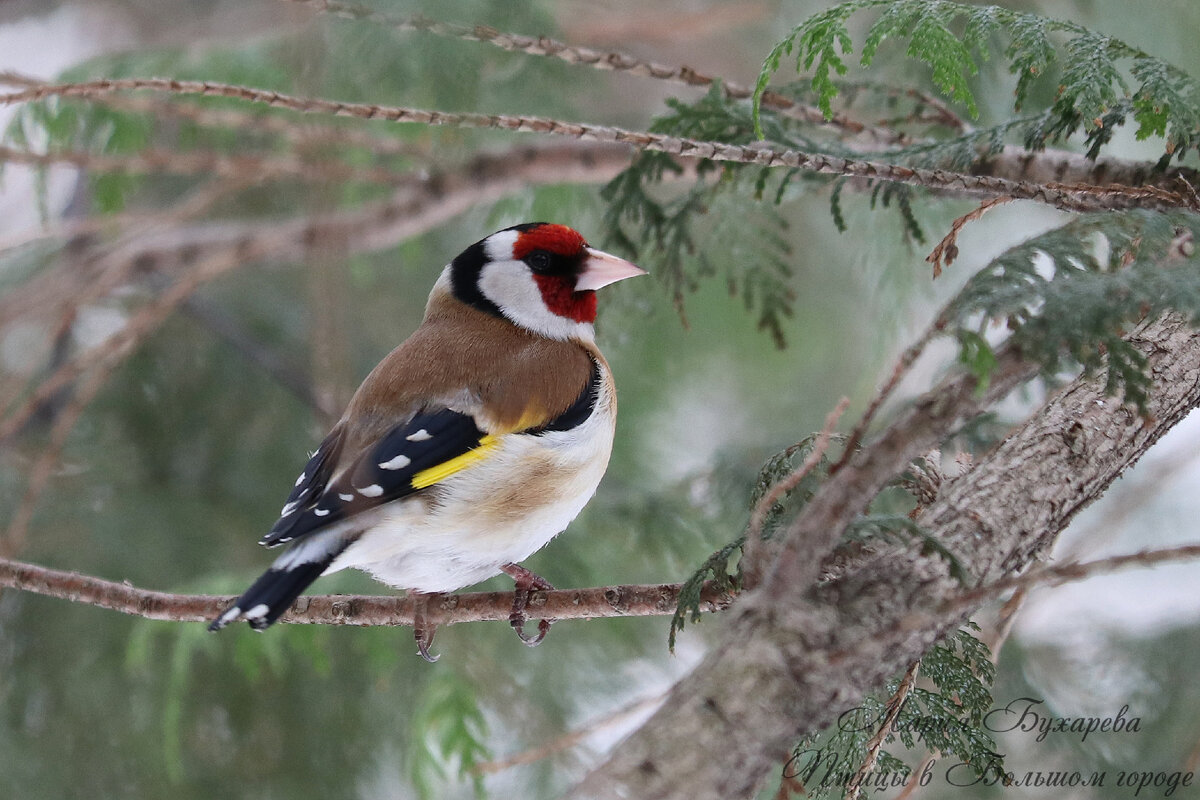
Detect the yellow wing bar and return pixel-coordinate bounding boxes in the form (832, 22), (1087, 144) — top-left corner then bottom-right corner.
(410, 434), (500, 489)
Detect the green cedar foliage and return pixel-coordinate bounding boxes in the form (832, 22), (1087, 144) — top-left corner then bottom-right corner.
(601, 84), (798, 347)
(784, 626), (1001, 800)
(944, 210), (1200, 408)
(754, 0), (1200, 165)
(661, 4), (1200, 794)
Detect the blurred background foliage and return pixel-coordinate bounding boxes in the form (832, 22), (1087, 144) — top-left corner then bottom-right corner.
(2, 1), (1200, 798)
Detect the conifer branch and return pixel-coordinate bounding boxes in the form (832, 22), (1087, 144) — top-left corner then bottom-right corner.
(0, 69), (428, 160)
(743, 397), (850, 589)
(845, 660), (920, 800)
(277, 0), (895, 140)
(575, 314), (1200, 800)
(3, 79), (1196, 214)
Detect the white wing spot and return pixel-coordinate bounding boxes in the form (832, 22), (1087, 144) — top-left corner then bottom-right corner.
(358, 484), (384, 498)
(338, 493), (354, 501)
(313, 508), (330, 517)
(244, 604), (271, 621)
(294, 472), (306, 487)
(378, 454), (412, 470)
(406, 429), (432, 442)
(281, 501), (299, 516)
(217, 606), (242, 626)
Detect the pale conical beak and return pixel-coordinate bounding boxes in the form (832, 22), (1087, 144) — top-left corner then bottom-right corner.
(576, 247), (648, 291)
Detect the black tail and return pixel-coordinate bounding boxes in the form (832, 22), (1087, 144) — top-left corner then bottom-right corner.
(209, 535), (348, 632)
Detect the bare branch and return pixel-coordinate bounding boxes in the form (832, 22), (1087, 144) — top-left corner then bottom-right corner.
(0, 144), (410, 185)
(3, 365), (116, 557)
(3, 79), (1196, 214)
(475, 692), (667, 776)
(277, 0), (895, 141)
(936, 542), (1200, 619)
(926, 196), (1014, 278)
(0, 69), (429, 160)
(832, 320), (943, 474)
(0, 555), (731, 628)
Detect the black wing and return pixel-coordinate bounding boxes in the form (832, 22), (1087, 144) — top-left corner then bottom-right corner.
(259, 408), (494, 547)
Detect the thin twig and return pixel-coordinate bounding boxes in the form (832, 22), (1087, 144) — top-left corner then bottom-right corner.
(28, 521), (1188, 633)
(2, 79), (1195, 214)
(895, 87), (970, 133)
(0, 555), (732, 627)
(835, 80), (971, 134)
(179, 296), (331, 417)
(0, 69), (429, 160)
(0, 144), (410, 185)
(278, 0), (896, 141)
(474, 692), (666, 775)
(845, 660), (921, 800)
(2, 365), (110, 557)
(0, 179), (252, 441)
(932, 543), (1200, 621)
(833, 321), (944, 474)
(926, 196), (1014, 278)
(2, 234), (268, 553)
(743, 397), (850, 589)
(0, 175), (243, 336)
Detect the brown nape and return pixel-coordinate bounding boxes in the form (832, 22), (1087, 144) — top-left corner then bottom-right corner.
(339, 288), (596, 452)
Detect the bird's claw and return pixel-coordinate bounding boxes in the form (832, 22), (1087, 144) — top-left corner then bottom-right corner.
(513, 615), (552, 646)
(411, 592), (441, 663)
(501, 562), (556, 648)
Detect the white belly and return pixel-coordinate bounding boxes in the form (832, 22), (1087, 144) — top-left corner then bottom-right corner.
(326, 403), (614, 593)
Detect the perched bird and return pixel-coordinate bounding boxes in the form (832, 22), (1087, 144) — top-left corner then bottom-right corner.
(209, 222), (646, 660)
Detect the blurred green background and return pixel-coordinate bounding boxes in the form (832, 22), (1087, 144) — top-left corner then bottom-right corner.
(3, 1), (1200, 798)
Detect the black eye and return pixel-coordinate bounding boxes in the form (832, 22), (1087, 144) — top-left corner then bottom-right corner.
(526, 250), (553, 272)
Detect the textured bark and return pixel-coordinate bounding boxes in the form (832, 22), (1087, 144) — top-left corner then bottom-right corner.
(570, 315), (1200, 800)
(0, 557), (731, 627)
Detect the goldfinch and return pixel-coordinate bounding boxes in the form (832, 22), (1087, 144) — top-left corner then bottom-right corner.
(209, 223), (645, 661)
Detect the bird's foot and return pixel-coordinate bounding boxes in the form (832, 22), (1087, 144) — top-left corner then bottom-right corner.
(410, 591), (441, 663)
(500, 563), (554, 647)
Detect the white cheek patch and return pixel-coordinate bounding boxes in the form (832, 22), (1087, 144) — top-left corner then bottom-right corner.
(477, 259), (595, 342)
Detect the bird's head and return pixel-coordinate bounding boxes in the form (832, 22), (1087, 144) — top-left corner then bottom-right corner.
(446, 222), (647, 340)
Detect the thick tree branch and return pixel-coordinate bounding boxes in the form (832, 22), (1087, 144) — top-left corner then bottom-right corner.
(571, 314), (1200, 800)
(3, 79), (1196, 214)
(0, 555), (729, 627)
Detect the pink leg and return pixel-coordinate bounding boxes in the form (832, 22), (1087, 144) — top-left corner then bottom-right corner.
(500, 563), (554, 647)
